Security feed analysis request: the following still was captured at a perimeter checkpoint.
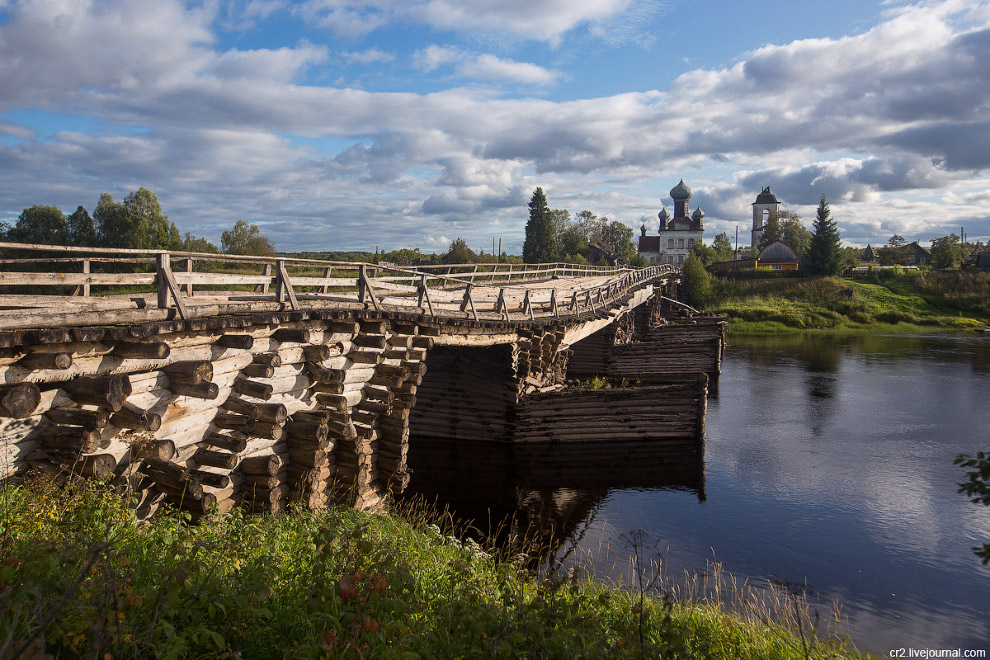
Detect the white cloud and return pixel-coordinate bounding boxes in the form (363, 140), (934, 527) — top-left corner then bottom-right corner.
(413, 45), (561, 85)
(2, 0), (990, 252)
(340, 48), (395, 65)
(293, 0), (653, 44)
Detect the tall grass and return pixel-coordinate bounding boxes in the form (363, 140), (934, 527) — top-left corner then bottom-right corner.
(711, 273), (989, 332)
(0, 478), (869, 659)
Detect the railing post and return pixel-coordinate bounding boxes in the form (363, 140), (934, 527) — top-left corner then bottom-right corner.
(358, 264), (367, 303)
(155, 252), (188, 319)
(184, 258), (193, 297)
(417, 273), (434, 316)
(72, 259), (90, 297)
(275, 259), (300, 311)
(257, 263), (272, 294)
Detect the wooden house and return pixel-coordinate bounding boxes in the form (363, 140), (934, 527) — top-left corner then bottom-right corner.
(755, 240), (800, 271)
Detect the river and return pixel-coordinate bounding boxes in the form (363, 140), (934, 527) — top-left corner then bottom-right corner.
(403, 332), (990, 655)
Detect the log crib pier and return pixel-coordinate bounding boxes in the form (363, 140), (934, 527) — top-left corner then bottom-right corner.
(0, 243), (722, 516)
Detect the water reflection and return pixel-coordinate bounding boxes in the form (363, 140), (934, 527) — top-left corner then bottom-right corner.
(404, 437), (705, 558)
(402, 332), (990, 655)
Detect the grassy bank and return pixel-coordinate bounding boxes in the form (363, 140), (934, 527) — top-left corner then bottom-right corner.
(709, 272), (990, 334)
(0, 480), (868, 659)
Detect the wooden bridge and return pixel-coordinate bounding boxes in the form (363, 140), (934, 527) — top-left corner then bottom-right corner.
(0, 242), (722, 514)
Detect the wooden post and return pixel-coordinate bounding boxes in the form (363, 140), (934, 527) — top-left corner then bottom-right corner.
(71, 259), (90, 297)
(460, 283), (477, 321)
(523, 289), (534, 320)
(275, 259), (300, 311)
(184, 258), (193, 297)
(320, 267), (332, 294)
(358, 264), (380, 311)
(550, 289), (559, 318)
(417, 274), (434, 316)
(155, 253), (188, 319)
(257, 263), (273, 294)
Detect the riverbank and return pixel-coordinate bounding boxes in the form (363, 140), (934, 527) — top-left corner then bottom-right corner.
(0, 479), (869, 659)
(709, 272), (990, 334)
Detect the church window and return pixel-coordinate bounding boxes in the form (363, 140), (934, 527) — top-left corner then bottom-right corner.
(677, 254), (684, 264)
(677, 239), (684, 249)
(667, 239), (674, 248)
(688, 238), (695, 248)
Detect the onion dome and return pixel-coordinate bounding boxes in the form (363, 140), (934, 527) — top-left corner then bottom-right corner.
(754, 186), (780, 204)
(657, 207), (669, 222)
(669, 179), (693, 201)
(692, 207), (705, 221)
(640, 222), (647, 236)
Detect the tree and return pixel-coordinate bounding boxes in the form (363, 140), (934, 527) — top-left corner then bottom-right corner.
(758, 209), (811, 255)
(94, 193), (133, 248)
(66, 206), (97, 246)
(682, 254), (712, 308)
(125, 187), (181, 250)
(575, 210), (605, 243)
(557, 224), (588, 262)
(95, 188), (181, 249)
(806, 195), (842, 276)
(600, 219), (636, 262)
(878, 234), (911, 266)
(955, 452), (990, 564)
(7, 205), (68, 245)
(690, 240), (716, 271)
(182, 233), (220, 253)
(780, 212), (812, 256)
(930, 233), (965, 269)
(549, 209), (570, 256)
(712, 232), (733, 263)
(221, 219), (277, 256)
(444, 237), (476, 263)
(757, 212), (783, 251)
(522, 187), (556, 263)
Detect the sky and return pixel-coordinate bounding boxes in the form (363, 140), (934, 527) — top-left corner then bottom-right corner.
(1, 0), (989, 254)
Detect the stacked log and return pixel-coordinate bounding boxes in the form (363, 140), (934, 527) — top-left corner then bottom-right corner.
(410, 345), (517, 443)
(513, 376), (707, 443)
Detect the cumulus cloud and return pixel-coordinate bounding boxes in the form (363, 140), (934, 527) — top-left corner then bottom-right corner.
(1, 0), (990, 251)
(413, 45), (561, 85)
(294, 0), (652, 44)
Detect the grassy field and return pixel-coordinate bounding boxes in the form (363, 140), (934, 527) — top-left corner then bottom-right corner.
(0, 479), (870, 659)
(710, 272), (990, 333)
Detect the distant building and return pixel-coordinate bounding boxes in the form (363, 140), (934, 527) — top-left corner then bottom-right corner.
(862, 244), (879, 263)
(756, 241), (800, 271)
(638, 179), (705, 265)
(715, 240), (799, 275)
(906, 242), (930, 266)
(589, 241), (626, 267)
(751, 186), (782, 255)
(964, 251), (990, 272)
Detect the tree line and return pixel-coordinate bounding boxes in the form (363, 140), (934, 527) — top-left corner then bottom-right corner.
(0, 188), (276, 256)
(522, 187), (645, 265)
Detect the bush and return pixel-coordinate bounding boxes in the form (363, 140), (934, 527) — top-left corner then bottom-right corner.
(875, 310), (918, 324)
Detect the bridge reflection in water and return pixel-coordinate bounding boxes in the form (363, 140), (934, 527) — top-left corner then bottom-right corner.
(402, 432), (706, 560)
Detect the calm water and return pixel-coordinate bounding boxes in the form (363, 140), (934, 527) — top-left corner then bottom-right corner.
(404, 333), (990, 655)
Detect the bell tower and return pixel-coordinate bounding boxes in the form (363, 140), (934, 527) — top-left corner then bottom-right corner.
(751, 186), (781, 254)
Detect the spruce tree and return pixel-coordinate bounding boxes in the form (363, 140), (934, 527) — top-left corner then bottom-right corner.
(522, 187), (557, 263)
(806, 195), (842, 276)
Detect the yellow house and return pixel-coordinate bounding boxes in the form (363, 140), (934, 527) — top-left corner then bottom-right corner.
(755, 240), (800, 271)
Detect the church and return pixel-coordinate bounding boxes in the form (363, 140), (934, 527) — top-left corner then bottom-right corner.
(638, 180), (705, 264)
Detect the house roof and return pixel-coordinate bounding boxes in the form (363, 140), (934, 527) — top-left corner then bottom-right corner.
(757, 240), (799, 262)
(638, 236), (660, 252)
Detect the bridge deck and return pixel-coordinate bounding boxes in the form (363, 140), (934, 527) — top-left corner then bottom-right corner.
(0, 242), (673, 331)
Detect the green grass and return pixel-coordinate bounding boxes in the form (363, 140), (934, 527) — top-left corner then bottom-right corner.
(710, 272), (990, 334)
(0, 479), (870, 659)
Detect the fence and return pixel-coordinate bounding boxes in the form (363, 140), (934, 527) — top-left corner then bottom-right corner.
(0, 242), (678, 328)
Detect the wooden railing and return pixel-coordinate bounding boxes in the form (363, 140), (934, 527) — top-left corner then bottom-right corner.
(0, 242), (679, 326)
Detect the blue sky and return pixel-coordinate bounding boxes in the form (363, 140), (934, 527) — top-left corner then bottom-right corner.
(2, 0), (989, 253)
